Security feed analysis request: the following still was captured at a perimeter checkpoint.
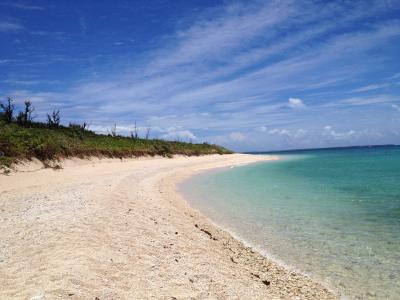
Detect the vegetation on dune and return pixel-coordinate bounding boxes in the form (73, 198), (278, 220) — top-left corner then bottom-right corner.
(0, 98), (232, 168)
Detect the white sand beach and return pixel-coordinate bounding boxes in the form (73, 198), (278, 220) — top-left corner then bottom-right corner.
(0, 154), (337, 299)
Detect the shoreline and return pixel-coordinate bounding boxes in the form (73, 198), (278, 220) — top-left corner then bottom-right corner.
(0, 154), (338, 299)
(175, 159), (310, 276)
(161, 156), (339, 299)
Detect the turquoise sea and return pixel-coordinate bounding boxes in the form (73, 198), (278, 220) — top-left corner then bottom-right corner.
(180, 146), (400, 299)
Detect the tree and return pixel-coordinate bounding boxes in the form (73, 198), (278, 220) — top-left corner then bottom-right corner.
(17, 100), (35, 125)
(47, 109), (61, 128)
(81, 121), (89, 131)
(0, 97), (15, 123)
(23, 100), (35, 123)
(145, 126), (151, 140)
(69, 121), (90, 132)
(130, 120), (138, 140)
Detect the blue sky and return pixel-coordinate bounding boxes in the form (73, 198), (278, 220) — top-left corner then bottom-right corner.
(1, 0), (400, 151)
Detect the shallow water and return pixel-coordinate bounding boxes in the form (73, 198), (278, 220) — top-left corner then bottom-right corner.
(180, 146), (400, 299)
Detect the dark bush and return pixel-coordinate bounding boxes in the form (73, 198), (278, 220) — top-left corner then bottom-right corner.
(0, 97), (14, 123)
(47, 110), (61, 128)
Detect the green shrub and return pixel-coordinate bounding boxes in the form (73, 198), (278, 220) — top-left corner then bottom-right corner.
(0, 121), (232, 167)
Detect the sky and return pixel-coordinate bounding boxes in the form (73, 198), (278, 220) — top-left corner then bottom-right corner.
(0, 0), (400, 151)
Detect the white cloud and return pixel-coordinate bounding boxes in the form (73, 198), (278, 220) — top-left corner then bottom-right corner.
(293, 129), (307, 138)
(323, 126), (357, 140)
(392, 104), (400, 112)
(267, 128), (307, 138)
(1, 2), (44, 10)
(268, 128), (290, 136)
(326, 95), (397, 107)
(161, 128), (197, 141)
(389, 72), (400, 80)
(1, 79), (59, 86)
(3, 1), (399, 151)
(257, 125), (268, 132)
(0, 21), (24, 33)
(148, 1), (294, 71)
(352, 83), (390, 92)
(229, 132), (246, 142)
(13, 4), (398, 122)
(287, 97), (305, 109)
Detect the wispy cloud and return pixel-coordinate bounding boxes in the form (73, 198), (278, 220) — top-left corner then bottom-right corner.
(352, 82), (396, 92)
(392, 104), (400, 112)
(0, 59), (15, 64)
(353, 84), (384, 92)
(229, 132), (247, 142)
(1, 79), (59, 86)
(0, 21), (25, 33)
(326, 95), (397, 107)
(1, 2), (45, 11)
(2, 0), (400, 150)
(389, 72), (400, 80)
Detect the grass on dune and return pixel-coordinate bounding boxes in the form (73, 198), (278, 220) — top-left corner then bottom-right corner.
(0, 120), (232, 168)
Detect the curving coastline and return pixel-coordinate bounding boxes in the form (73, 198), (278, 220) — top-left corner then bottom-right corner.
(159, 154), (339, 299)
(0, 154), (337, 299)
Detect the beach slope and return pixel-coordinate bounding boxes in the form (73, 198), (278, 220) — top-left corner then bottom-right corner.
(0, 154), (337, 299)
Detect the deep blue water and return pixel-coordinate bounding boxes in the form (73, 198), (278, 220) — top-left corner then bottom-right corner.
(180, 146), (400, 299)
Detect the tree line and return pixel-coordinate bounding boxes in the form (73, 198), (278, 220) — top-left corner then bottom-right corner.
(0, 97), (152, 139)
(0, 97), (61, 128)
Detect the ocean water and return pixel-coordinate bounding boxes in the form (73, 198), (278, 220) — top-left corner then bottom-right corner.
(179, 146), (400, 299)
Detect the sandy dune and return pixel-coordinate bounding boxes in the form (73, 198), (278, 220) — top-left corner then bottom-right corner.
(0, 154), (337, 299)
